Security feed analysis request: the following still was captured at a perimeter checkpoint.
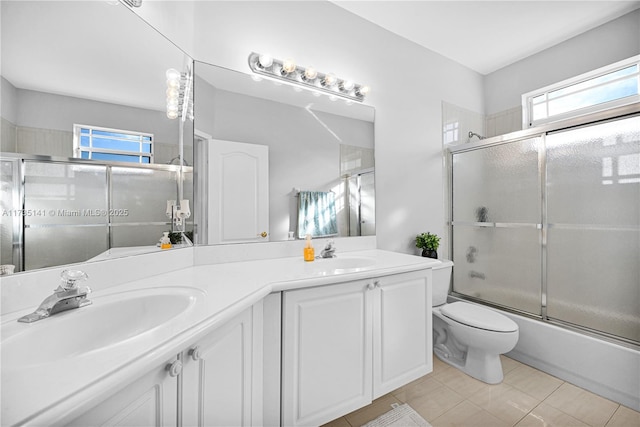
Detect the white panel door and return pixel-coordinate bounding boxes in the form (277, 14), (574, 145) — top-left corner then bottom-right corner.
(208, 139), (269, 244)
(282, 280), (373, 427)
(373, 270), (432, 398)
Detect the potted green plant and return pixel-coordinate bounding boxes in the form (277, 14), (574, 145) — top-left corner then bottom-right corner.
(416, 232), (440, 259)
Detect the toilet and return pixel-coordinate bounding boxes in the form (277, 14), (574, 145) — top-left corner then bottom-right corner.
(431, 259), (519, 384)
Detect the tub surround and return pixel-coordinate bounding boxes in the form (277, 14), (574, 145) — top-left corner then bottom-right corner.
(1, 243), (437, 426)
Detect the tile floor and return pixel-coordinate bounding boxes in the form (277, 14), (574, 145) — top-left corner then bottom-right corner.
(323, 355), (640, 427)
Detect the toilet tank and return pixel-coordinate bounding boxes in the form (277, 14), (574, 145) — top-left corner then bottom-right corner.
(432, 259), (454, 306)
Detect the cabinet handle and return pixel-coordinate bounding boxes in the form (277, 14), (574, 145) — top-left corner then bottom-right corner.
(189, 346), (201, 361)
(166, 360), (183, 377)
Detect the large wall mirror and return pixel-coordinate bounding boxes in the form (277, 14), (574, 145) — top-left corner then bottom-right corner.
(0, 1), (194, 274)
(193, 61), (375, 244)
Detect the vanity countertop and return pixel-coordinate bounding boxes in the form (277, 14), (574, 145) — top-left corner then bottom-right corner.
(1, 249), (440, 426)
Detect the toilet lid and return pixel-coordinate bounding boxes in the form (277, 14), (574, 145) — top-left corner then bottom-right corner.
(441, 302), (518, 332)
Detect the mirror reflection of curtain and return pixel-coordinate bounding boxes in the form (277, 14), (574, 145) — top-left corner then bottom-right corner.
(297, 191), (338, 239)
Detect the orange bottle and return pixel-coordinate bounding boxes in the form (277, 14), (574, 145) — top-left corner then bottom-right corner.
(303, 234), (315, 261)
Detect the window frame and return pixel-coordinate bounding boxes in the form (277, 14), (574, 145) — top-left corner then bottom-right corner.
(522, 55), (640, 128)
(73, 124), (154, 164)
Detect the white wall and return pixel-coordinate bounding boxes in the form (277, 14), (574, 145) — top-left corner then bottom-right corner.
(133, 0), (484, 256)
(484, 9), (640, 115)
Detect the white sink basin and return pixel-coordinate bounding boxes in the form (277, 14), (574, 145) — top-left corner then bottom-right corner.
(1, 286), (204, 368)
(308, 256), (377, 274)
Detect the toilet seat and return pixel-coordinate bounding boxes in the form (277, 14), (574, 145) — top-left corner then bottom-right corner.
(441, 302), (518, 332)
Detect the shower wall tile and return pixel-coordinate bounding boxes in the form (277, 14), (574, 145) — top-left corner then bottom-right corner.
(17, 126), (73, 157)
(485, 106), (523, 138)
(1, 117), (18, 152)
(442, 101), (484, 145)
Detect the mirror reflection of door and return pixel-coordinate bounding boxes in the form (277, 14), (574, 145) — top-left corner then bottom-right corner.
(208, 139), (269, 244)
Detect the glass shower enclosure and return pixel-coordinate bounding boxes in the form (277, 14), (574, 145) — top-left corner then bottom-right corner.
(449, 109), (639, 345)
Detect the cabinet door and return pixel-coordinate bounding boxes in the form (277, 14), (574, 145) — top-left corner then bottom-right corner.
(373, 270), (432, 398)
(66, 358), (178, 427)
(182, 306), (258, 427)
(282, 280), (373, 427)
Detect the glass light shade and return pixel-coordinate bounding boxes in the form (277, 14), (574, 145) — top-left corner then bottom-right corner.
(166, 98), (179, 108)
(323, 73), (337, 86)
(166, 68), (181, 81)
(258, 53), (273, 68)
(282, 58), (296, 74)
(167, 78), (180, 89)
(358, 85), (371, 95)
(304, 67), (318, 80)
(166, 110), (179, 119)
(166, 87), (179, 98)
(340, 80), (355, 91)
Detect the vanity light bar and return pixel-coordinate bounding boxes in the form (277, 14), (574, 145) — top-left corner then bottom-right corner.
(122, 0), (143, 8)
(166, 68), (194, 121)
(248, 52), (370, 102)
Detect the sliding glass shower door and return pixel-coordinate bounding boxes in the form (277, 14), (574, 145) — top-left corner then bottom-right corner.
(451, 137), (543, 315)
(451, 114), (640, 344)
(545, 117), (640, 342)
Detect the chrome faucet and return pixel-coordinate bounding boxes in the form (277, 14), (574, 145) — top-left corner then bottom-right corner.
(18, 270), (92, 323)
(320, 240), (336, 258)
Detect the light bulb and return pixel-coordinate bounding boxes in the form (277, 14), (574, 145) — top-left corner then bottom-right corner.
(340, 80), (355, 91)
(323, 73), (337, 87)
(167, 98), (179, 108)
(282, 58), (296, 74)
(166, 68), (181, 81)
(357, 85), (371, 96)
(166, 87), (179, 98)
(167, 78), (181, 89)
(304, 66), (318, 80)
(167, 110), (179, 119)
(258, 53), (273, 68)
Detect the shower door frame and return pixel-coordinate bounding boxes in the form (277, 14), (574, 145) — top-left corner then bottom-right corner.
(446, 102), (640, 348)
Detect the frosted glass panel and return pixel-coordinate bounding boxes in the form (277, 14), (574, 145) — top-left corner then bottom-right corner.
(547, 228), (640, 342)
(546, 117), (640, 225)
(24, 161), (108, 225)
(452, 226), (541, 315)
(111, 167), (177, 223)
(452, 137), (541, 223)
(24, 226), (108, 270)
(111, 224), (169, 247)
(1, 159), (19, 267)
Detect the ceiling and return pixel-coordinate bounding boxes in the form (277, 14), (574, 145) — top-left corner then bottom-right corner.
(332, 1), (640, 75)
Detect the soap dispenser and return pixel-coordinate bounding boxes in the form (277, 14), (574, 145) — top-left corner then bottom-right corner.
(303, 234), (315, 262)
(160, 232), (172, 250)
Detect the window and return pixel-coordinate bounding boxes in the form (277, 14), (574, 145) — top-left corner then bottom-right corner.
(522, 55), (640, 127)
(73, 124), (154, 164)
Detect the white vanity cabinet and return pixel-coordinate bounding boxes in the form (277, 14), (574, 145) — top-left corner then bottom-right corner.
(67, 359), (179, 427)
(181, 303), (263, 427)
(66, 303), (262, 427)
(281, 269), (432, 427)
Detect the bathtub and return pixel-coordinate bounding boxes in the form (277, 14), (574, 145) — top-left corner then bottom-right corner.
(449, 296), (640, 411)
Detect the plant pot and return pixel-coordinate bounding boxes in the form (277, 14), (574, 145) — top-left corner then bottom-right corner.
(421, 249), (438, 259)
